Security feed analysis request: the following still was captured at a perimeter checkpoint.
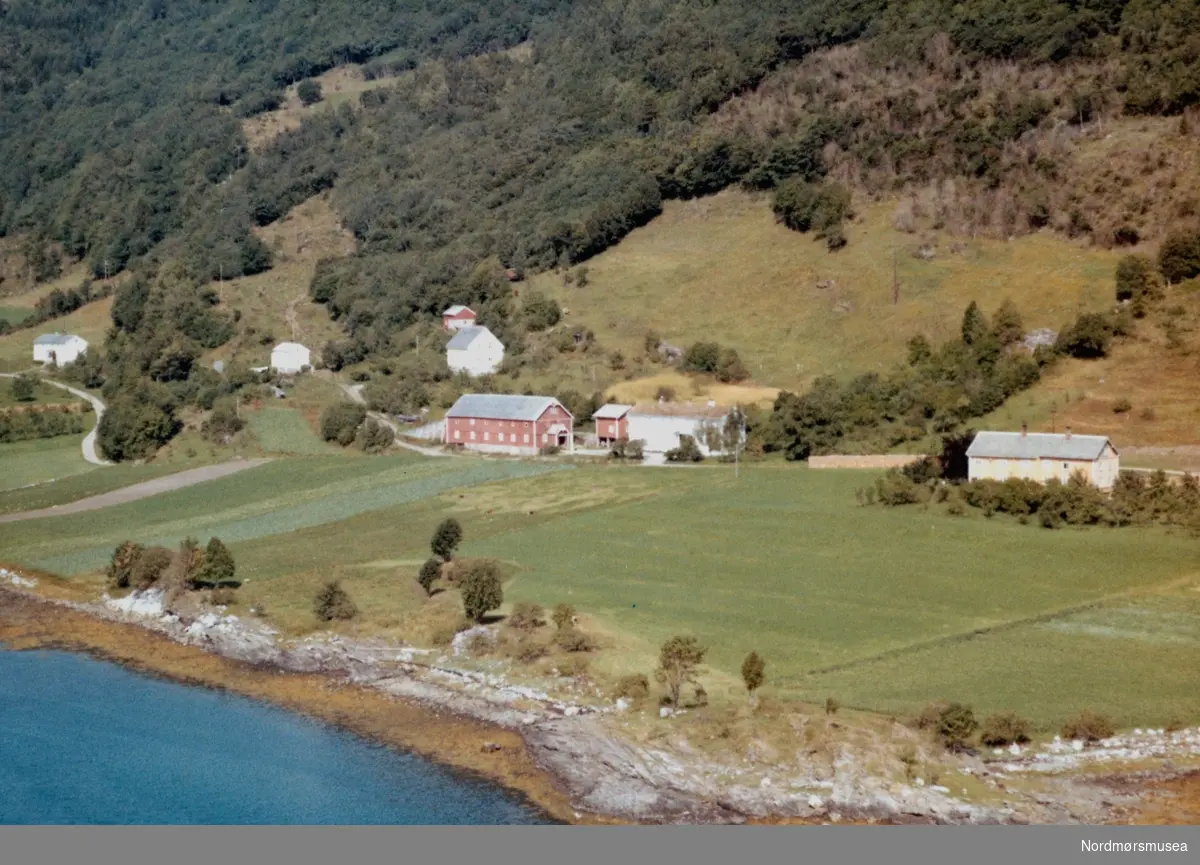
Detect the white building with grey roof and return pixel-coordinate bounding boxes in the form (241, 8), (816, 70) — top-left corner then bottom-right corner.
(446, 326), (504, 376)
(33, 332), (88, 366)
(966, 428), (1119, 490)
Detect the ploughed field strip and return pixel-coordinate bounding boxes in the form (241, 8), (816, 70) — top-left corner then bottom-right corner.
(0, 460), (272, 523)
(0, 455), (566, 576)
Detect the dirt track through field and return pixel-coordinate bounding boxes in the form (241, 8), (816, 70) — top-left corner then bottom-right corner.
(0, 459), (272, 523)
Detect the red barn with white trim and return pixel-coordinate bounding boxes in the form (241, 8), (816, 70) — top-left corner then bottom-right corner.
(442, 305), (477, 331)
(445, 394), (574, 455)
(592, 403), (632, 445)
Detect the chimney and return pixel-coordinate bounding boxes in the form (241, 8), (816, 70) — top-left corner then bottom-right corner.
(658, 395), (665, 404)
(1021, 423), (1028, 437)
(1064, 426), (1072, 440)
(707, 399), (716, 408)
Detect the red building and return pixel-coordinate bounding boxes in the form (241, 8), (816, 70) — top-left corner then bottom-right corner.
(442, 305), (477, 331)
(445, 394), (574, 455)
(592, 403), (633, 445)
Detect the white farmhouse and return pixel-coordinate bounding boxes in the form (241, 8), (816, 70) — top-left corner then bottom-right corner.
(626, 400), (738, 458)
(967, 428), (1120, 490)
(270, 342), (311, 374)
(446, 326), (504, 376)
(33, 333), (88, 366)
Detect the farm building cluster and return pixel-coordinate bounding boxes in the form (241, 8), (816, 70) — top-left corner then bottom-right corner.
(439, 392), (743, 461)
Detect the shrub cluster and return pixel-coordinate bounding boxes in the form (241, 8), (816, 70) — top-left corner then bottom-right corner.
(313, 580), (358, 622)
(681, 341), (749, 383)
(665, 434), (703, 463)
(106, 537), (236, 592)
(319, 402), (367, 446)
(0, 405), (87, 443)
(609, 439), (645, 461)
(772, 179), (853, 250)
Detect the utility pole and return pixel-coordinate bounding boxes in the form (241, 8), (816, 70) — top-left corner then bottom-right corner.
(892, 247), (899, 306)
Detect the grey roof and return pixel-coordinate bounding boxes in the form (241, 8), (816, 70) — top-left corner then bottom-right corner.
(34, 333), (80, 346)
(446, 325), (498, 350)
(446, 393), (569, 421)
(966, 431), (1115, 461)
(592, 403), (633, 420)
(443, 305), (474, 317)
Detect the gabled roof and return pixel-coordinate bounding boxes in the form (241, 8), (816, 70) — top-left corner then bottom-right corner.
(272, 341), (309, 353)
(446, 393), (570, 421)
(447, 325), (500, 351)
(443, 305), (476, 317)
(592, 403), (633, 420)
(966, 431), (1115, 461)
(34, 332), (83, 346)
(629, 401), (729, 419)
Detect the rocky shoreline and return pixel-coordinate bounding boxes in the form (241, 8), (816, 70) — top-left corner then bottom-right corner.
(2, 572), (1196, 825)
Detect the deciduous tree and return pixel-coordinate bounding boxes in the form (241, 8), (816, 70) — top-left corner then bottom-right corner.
(431, 518), (463, 561)
(741, 650), (765, 700)
(461, 560), (503, 622)
(655, 635), (706, 708)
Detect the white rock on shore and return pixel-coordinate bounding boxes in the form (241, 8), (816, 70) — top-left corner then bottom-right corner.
(105, 589), (165, 617)
(1, 568), (37, 589)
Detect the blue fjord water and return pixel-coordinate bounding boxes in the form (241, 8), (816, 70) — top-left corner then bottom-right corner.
(0, 648), (553, 825)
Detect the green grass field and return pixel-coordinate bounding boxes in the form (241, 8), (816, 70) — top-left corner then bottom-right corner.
(246, 407), (336, 454)
(0, 306), (33, 327)
(0, 377), (86, 407)
(228, 464), (1200, 726)
(3, 451), (1196, 729)
(0, 435), (95, 491)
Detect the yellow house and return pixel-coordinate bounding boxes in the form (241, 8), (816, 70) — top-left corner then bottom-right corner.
(966, 428), (1120, 490)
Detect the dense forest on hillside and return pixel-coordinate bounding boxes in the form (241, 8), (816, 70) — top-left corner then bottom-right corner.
(3, 0), (1199, 458)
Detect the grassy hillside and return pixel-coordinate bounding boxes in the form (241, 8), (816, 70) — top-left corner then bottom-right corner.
(982, 277), (1200, 450)
(211, 194), (356, 369)
(0, 297), (114, 373)
(531, 189), (1121, 389)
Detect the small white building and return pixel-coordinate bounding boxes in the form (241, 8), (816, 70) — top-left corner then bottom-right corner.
(966, 428), (1120, 490)
(626, 400), (737, 458)
(270, 342), (311, 375)
(33, 333), (88, 366)
(446, 326), (504, 377)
